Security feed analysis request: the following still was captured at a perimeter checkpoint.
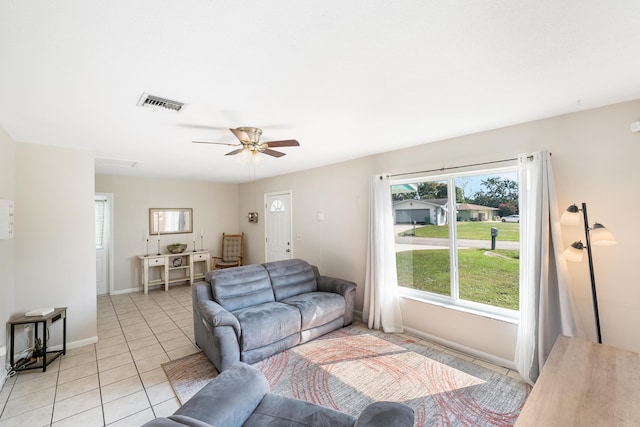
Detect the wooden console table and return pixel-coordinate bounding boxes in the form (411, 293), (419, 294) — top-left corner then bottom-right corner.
(138, 250), (210, 294)
(515, 335), (640, 426)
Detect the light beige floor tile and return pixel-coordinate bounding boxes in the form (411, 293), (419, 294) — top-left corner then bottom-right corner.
(1, 386), (55, 419)
(57, 360), (98, 385)
(140, 367), (168, 389)
(99, 362), (139, 387)
(8, 371), (59, 399)
(59, 350), (97, 371)
(98, 327), (125, 340)
(52, 388), (101, 423)
(159, 336), (192, 352)
(97, 342), (130, 360)
(124, 328), (154, 341)
(100, 375), (144, 403)
(98, 351), (134, 372)
(130, 343), (165, 362)
(121, 321), (149, 333)
(145, 381), (175, 405)
(55, 373), (99, 402)
(103, 390), (150, 425)
(152, 397), (181, 418)
(14, 365), (59, 384)
(51, 406), (104, 427)
(154, 329), (185, 343)
(173, 317), (192, 329)
(166, 344), (200, 361)
(507, 369), (525, 381)
(135, 353), (170, 374)
(97, 320), (120, 332)
(126, 335), (159, 351)
(64, 344), (96, 357)
(96, 334), (126, 350)
(106, 408), (155, 427)
(0, 403), (53, 427)
(149, 322), (179, 334)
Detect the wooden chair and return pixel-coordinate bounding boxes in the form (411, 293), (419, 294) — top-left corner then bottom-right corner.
(212, 232), (244, 270)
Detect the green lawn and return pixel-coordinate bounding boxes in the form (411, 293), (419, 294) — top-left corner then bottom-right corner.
(399, 221), (520, 241)
(396, 248), (519, 310)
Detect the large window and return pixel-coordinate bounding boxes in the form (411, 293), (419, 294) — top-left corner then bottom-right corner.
(392, 168), (519, 318)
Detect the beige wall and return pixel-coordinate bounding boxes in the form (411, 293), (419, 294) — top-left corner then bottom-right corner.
(14, 143), (97, 350)
(95, 175), (240, 293)
(0, 128), (16, 383)
(240, 99), (640, 364)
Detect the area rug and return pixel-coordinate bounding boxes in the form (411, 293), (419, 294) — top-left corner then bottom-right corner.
(163, 325), (530, 427)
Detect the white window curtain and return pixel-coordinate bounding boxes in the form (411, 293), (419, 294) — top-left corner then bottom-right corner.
(363, 174), (404, 333)
(515, 151), (583, 385)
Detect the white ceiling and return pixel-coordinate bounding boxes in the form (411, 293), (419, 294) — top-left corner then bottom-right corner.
(2, 1), (640, 183)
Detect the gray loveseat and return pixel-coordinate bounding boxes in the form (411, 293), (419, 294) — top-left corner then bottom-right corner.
(143, 362), (414, 427)
(193, 259), (356, 372)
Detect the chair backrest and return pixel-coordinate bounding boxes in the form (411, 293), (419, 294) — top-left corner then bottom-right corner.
(221, 232), (244, 262)
(206, 264), (275, 312)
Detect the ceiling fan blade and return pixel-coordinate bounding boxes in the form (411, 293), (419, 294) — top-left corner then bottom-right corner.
(192, 141), (239, 146)
(262, 148), (286, 158)
(265, 139), (300, 148)
(230, 128), (251, 143)
(225, 148), (245, 156)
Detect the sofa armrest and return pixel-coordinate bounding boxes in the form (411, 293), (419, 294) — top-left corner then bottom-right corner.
(354, 402), (415, 427)
(316, 275), (356, 296)
(197, 300), (241, 336)
(316, 275), (356, 325)
(174, 362), (269, 427)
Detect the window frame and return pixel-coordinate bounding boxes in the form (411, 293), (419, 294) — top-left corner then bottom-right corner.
(392, 165), (520, 322)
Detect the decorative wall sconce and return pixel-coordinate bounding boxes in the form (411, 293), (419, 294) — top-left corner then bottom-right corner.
(248, 212), (259, 223)
(560, 203), (616, 344)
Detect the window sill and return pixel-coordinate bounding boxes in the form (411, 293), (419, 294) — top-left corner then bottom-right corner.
(398, 288), (519, 325)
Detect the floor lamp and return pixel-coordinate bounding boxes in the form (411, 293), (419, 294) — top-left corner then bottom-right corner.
(560, 203), (616, 344)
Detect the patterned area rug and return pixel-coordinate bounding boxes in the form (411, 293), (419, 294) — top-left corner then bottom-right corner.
(163, 325), (530, 426)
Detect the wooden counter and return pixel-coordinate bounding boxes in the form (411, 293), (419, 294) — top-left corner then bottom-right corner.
(515, 335), (640, 426)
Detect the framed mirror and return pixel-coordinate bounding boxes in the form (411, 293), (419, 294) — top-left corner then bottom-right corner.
(149, 208), (193, 235)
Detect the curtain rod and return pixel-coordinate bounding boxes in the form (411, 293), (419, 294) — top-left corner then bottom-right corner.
(389, 155), (533, 178)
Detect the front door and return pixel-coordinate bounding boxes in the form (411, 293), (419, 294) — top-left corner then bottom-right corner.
(265, 191), (292, 262)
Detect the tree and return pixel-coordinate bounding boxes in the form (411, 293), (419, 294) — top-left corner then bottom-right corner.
(470, 178), (519, 215)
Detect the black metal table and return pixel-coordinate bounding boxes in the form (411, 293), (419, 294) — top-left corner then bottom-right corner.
(8, 307), (67, 372)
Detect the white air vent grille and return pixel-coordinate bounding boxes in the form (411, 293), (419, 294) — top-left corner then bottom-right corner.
(136, 93), (185, 112)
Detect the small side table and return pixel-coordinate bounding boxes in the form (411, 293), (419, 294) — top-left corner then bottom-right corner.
(8, 307), (67, 372)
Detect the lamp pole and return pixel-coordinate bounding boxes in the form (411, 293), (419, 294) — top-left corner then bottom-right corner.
(581, 202), (602, 344)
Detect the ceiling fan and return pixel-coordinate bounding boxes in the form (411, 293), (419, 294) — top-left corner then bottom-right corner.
(193, 127), (300, 159)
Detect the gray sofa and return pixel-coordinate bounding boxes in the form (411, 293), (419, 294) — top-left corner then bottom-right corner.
(193, 259), (357, 372)
(143, 362), (414, 427)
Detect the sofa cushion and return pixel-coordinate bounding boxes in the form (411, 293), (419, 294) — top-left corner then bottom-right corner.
(263, 259), (318, 301)
(233, 302), (301, 351)
(243, 393), (356, 427)
(207, 264), (275, 312)
(282, 292), (346, 330)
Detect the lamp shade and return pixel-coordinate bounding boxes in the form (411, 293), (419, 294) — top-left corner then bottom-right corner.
(563, 241), (585, 262)
(591, 223), (616, 246)
(560, 204), (581, 226)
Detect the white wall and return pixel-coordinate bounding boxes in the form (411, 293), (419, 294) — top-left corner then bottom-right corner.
(0, 127), (16, 385)
(95, 175), (240, 292)
(240, 99), (640, 363)
(15, 143), (97, 350)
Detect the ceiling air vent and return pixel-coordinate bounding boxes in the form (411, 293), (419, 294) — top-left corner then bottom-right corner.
(136, 92), (185, 112)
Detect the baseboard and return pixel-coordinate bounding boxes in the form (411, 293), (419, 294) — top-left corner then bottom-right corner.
(46, 336), (99, 352)
(0, 346), (6, 392)
(109, 286), (143, 295)
(402, 325), (516, 370)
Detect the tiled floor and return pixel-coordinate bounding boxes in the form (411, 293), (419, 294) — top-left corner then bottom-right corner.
(0, 284), (523, 427)
(0, 284), (199, 427)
